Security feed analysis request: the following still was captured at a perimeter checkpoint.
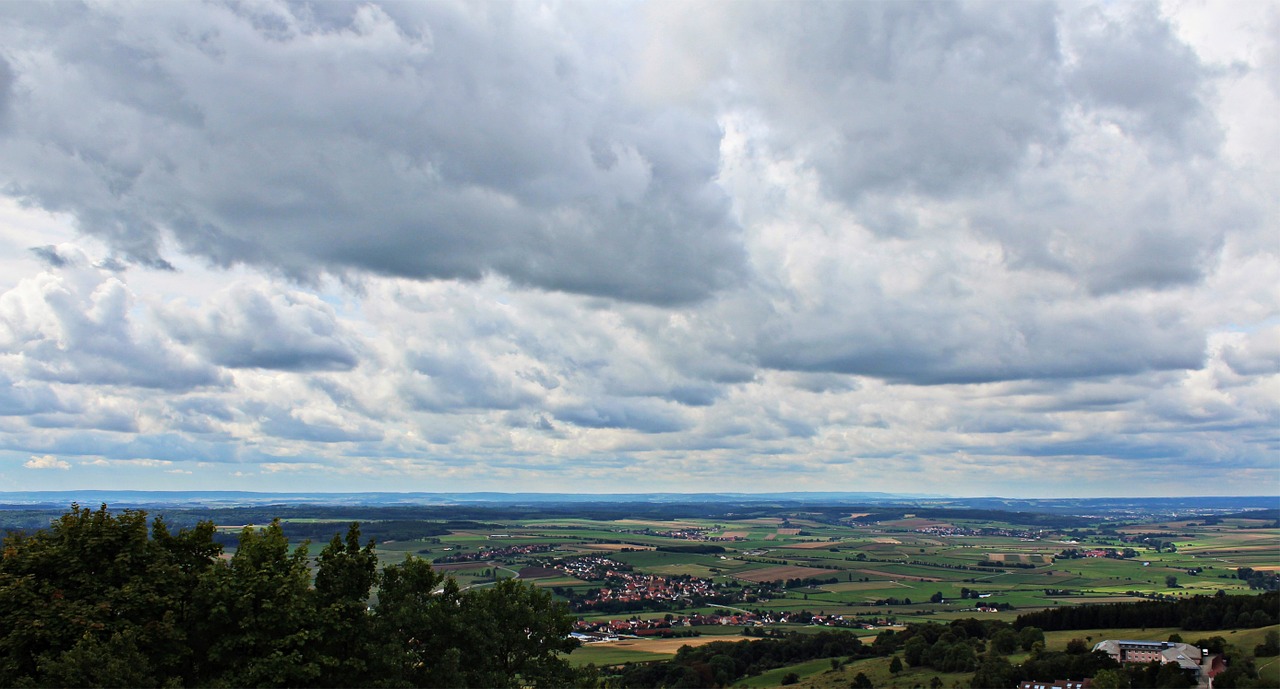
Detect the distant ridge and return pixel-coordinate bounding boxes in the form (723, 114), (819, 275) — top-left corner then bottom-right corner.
(0, 490), (937, 508)
(0, 491), (1275, 514)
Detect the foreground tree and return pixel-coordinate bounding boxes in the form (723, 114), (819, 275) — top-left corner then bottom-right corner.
(0, 504), (219, 687)
(460, 578), (580, 688)
(1, 505), (584, 688)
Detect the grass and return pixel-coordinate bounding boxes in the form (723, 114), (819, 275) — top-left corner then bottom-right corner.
(737, 657), (835, 688)
(567, 644), (669, 667)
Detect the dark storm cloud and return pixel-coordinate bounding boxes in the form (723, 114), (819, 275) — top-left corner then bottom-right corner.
(0, 1), (744, 305)
(723, 1), (1068, 198)
(751, 290), (1207, 385)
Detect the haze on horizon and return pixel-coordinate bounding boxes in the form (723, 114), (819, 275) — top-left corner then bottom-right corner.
(0, 1), (1276, 498)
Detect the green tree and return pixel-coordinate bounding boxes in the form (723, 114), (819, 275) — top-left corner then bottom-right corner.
(311, 523), (381, 687)
(851, 671), (873, 688)
(941, 641), (977, 672)
(374, 556), (465, 687)
(969, 655), (1015, 689)
(991, 628), (1019, 655)
(1153, 661), (1194, 688)
(190, 519), (319, 687)
(889, 655), (903, 674)
(0, 504), (220, 687)
(904, 635), (929, 666)
(460, 578), (580, 688)
(1255, 629), (1280, 657)
(1018, 626), (1045, 651)
(1090, 668), (1130, 689)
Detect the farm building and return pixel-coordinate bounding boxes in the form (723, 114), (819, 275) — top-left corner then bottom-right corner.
(1091, 640), (1223, 687)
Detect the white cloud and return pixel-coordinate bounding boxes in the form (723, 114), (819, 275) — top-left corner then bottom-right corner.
(24, 454), (69, 470)
(0, 1), (1274, 496)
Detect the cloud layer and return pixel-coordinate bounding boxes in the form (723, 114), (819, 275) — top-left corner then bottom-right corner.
(0, 0), (1275, 496)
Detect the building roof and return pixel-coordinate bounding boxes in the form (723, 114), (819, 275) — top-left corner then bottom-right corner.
(1092, 640), (1204, 670)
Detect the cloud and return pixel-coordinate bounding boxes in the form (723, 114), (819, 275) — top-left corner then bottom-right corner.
(0, 249), (225, 390)
(1063, 2), (1218, 152)
(0, 1), (744, 304)
(0, 373), (66, 416)
(0, 54), (12, 130)
(28, 245), (70, 267)
(553, 398), (691, 434)
(162, 282), (362, 372)
(24, 454), (69, 470)
(1219, 325), (1280, 376)
(0, 2), (1273, 496)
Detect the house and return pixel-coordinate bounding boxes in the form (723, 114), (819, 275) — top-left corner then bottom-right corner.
(1092, 640), (1220, 687)
(1017, 681), (1091, 689)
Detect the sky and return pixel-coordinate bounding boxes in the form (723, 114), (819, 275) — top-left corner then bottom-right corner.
(0, 1), (1277, 497)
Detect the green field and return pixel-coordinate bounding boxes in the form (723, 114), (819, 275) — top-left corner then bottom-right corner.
(206, 504), (1279, 687)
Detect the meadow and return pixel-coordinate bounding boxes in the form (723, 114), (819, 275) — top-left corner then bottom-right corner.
(284, 507), (1278, 680)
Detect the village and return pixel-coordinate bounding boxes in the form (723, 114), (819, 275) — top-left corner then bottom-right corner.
(570, 609), (865, 642)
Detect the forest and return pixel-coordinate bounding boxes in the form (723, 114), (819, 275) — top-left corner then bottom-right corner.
(0, 505), (588, 688)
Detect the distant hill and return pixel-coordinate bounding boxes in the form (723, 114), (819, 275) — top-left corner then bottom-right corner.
(0, 490), (1275, 517)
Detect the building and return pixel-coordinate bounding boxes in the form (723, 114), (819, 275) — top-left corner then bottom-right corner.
(1017, 681), (1091, 689)
(1092, 640), (1220, 687)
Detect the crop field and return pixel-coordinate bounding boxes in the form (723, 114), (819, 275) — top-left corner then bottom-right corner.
(190, 501), (1278, 675)
(735, 565), (843, 582)
(343, 512), (1275, 625)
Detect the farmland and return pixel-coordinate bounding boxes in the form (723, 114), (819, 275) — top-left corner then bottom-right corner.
(137, 503), (1275, 630)
(161, 504), (1257, 638)
(3, 497), (1275, 686)
(315, 504), (1276, 685)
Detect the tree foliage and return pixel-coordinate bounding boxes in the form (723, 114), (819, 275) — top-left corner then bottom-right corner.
(0, 504), (580, 688)
(1014, 591), (1278, 632)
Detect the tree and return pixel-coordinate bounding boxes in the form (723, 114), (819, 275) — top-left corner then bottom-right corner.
(889, 655), (903, 674)
(1153, 660), (1194, 688)
(941, 642), (977, 672)
(904, 636), (929, 666)
(1165, 575), (1179, 588)
(191, 519), (319, 687)
(851, 671), (873, 688)
(458, 578), (580, 688)
(1091, 668), (1130, 689)
(991, 628), (1019, 655)
(311, 524), (381, 687)
(0, 504), (220, 687)
(1256, 629), (1280, 657)
(1018, 626), (1045, 651)
(969, 655), (1015, 689)
(2, 505), (591, 688)
(374, 556), (465, 687)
